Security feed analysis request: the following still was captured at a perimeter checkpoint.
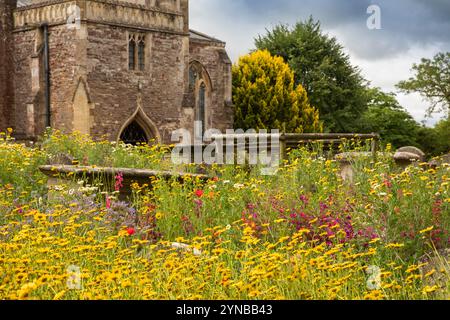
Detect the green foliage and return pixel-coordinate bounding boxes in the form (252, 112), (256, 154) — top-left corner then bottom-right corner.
(232, 50), (321, 133)
(417, 118), (450, 156)
(0, 131), (47, 199)
(433, 118), (450, 153)
(397, 52), (450, 119)
(255, 17), (369, 132)
(357, 88), (450, 156)
(359, 88), (422, 149)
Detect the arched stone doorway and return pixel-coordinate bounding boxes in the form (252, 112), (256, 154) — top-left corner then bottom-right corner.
(118, 107), (161, 145)
(119, 120), (149, 145)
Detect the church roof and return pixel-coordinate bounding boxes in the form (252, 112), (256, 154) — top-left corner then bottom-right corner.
(189, 30), (225, 45)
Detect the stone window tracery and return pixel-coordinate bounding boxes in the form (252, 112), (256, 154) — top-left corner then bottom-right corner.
(197, 82), (206, 134)
(189, 67), (197, 90)
(128, 33), (146, 71)
(188, 62), (210, 136)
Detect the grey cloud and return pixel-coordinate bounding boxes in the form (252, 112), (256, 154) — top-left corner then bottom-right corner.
(192, 0), (450, 61)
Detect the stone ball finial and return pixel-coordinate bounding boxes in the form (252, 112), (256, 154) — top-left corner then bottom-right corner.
(393, 152), (421, 162)
(394, 146), (426, 168)
(396, 146), (426, 162)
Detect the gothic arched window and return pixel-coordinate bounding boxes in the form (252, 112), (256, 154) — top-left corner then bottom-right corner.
(197, 82), (207, 134)
(128, 35), (136, 70)
(189, 62), (211, 137)
(129, 33), (146, 71)
(138, 35), (145, 71)
(189, 67), (197, 91)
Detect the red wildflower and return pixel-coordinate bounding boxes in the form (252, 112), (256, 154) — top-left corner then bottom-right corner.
(115, 172), (124, 192)
(195, 190), (204, 198)
(383, 178), (392, 189)
(106, 196), (111, 209)
(127, 228), (136, 236)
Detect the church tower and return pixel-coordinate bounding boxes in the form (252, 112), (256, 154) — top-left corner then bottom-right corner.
(0, 0), (16, 132)
(9, 0), (233, 143)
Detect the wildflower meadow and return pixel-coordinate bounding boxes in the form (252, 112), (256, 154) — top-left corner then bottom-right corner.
(0, 130), (449, 300)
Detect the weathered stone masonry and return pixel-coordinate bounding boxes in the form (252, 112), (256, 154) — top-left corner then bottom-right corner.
(0, 0), (16, 131)
(0, 0), (234, 143)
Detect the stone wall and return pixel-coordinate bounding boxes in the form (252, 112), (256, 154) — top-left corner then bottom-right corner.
(12, 28), (34, 136)
(189, 37), (234, 133)
(13, 24), (79, 137)
(85, 23), (189, 143)
(0, 0), (16, 132)
(48, 25), (79, 133)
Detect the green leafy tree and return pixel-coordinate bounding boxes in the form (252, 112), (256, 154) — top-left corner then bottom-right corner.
(255, 17), (369, 132)
(358, 88), (421, 149)
(232, 50), (321, 133)
(414, 124), (450, 157)
(422, 118), (450, 156)
(397, 52), (450, 119)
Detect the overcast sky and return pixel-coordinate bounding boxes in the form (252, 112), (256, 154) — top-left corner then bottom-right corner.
(190, 0), (450, 126)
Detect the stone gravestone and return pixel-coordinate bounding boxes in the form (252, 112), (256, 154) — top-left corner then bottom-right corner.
(334, 152), (374, 183)
(46, 153), (75, 166)
(429, 153), (450, 168)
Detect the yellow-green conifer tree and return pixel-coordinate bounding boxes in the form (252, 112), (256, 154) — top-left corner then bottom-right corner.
(232, 50), (322, 133)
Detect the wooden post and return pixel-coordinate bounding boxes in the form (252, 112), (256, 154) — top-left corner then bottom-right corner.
(371, 134), (380, 162)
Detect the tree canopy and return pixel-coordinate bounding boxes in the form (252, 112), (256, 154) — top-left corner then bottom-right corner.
(232, 50), (321, 133)
(255, 17), (369, 133)
(358, 88), (422, 149)
(397, 52), (450, 119)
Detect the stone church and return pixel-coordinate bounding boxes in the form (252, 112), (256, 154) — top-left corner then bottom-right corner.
(0, 0), (234, 144)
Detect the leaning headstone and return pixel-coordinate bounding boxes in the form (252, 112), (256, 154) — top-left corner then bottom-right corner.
(441, 153), (450, 163)
(429, 153), (450, 168)
(335, 152), (373, 182)
(47, 153), (75, 165)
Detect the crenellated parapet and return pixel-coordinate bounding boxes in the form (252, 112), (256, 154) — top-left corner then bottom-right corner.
(14, 0), (186, 33)
(18, 0), (184, 12)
